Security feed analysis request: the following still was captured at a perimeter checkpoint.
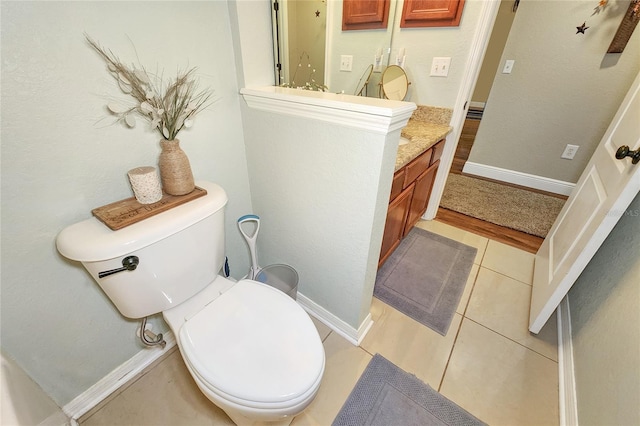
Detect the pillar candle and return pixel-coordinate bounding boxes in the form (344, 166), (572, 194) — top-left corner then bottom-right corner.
(127, 166), (163, 204)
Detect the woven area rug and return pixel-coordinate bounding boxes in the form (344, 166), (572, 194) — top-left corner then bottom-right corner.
(333, 354), (486, 426)
(375, 228), (476, 336)
(440, 173), (565, 238)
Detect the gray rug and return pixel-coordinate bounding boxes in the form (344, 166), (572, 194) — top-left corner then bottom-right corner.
(440, 173), (565, 238)
(375, 227), (476, 336)
(333, 354), (486, 426)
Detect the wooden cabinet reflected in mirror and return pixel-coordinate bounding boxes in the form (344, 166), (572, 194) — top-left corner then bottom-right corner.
(401, 0), (466, 28)
(342, 0), (391, 31)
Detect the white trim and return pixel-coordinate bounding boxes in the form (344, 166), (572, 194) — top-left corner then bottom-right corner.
(424, 0), (501, 219)
(462, 161), (575, 196)
(297, 292), (374, 346)
(469, 101), (486, 109)
(240, 86), (416, 134)
(557, 296), (579, 426)
(62, 331), (177, 422)
(38, 410), (69, 426)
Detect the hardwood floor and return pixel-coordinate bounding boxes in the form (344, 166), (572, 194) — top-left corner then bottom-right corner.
(436, 207), (543, 253)
(450, 117), (480, 174)
(441, 109), (550, 254)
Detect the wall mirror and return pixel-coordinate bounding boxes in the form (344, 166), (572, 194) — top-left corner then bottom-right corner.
(272, 0), (399, 96)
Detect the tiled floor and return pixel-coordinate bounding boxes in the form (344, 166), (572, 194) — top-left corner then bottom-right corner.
(80, 220), (559, 426)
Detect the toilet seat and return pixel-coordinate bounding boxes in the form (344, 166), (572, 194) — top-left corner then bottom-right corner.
(178, 279), (325, 409)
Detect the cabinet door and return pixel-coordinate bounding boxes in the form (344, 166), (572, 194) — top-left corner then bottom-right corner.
(379, 184), (414, 267)
(343, 0), (391, 31)
(404, 162), (438, 235)
(400, 0), (465, 28)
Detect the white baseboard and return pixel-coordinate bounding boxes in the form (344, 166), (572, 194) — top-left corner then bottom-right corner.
(62, 294), (374, 421)
(557, 296), (579, 426)
(39, 410), (69, 426)
(462, 162), (575, 196)
(297, 292), (373, 346)
(62, 331), (177, 422)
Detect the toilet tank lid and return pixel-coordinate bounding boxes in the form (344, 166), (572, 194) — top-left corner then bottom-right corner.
(56, 181), (227, 262)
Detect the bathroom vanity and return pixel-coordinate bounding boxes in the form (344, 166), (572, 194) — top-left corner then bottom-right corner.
(379, 106), (452, 266)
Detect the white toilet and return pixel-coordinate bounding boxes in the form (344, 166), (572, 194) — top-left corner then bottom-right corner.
(56, 181), (325, 425)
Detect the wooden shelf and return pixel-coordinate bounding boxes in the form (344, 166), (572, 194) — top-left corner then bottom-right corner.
(92, 187), (207, 231)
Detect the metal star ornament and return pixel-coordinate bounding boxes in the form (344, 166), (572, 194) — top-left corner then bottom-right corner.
(576, 22), (590, 34)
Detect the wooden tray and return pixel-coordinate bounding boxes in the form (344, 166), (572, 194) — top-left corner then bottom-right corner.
(92, 187), (207, 230)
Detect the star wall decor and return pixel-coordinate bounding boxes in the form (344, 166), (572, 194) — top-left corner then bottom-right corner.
(574, 0), (639, 53)
(576, 22), (589, 34)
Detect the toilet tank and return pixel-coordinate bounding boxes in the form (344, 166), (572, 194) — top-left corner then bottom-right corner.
(56, 181), (228, 319)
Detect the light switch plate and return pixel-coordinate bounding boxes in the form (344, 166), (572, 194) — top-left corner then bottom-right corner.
(340, 55), (353, 72)
(502, 59), (515, 74)
(430, 57), (451, 77)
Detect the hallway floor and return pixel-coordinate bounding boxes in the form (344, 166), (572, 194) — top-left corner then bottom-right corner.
(80, 220), (559, 426)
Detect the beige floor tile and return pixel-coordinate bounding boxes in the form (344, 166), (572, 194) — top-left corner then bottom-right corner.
(482, 240), (535, 284)
(360, 298), (462, 388)
(309, 315), (332, 341)
(81, 350), (233, 426)
(456, 263), (479, 316)
(416, 220), (489, 265)
(292, 333), (372, 426)
(465, 267), (558, 360)
(441, 319), (559, 426)
(78, 347), (179, 422)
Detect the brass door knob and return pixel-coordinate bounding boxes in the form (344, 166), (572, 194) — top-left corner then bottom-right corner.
(615, 146), (640, 165)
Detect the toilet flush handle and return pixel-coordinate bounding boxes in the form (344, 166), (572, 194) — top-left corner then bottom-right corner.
(98, 256), (139, 278)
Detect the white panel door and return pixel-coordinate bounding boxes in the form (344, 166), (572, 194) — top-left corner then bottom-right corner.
(529, 71), (640, 334)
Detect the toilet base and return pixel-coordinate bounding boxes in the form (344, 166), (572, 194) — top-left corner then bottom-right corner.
(223, 408), (294, 426)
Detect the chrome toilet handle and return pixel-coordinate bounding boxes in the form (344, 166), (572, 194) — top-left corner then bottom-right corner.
(98, 256), (139, 278)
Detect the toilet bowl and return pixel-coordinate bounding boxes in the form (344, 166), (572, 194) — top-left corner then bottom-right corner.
(163, 277), (325, 425)
(56, 181), (325, 424)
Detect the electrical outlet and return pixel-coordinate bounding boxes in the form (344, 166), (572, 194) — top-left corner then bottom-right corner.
(561, 144), (579, 160)
(430, 57), (451, 77)
(340, 55), (353, 72)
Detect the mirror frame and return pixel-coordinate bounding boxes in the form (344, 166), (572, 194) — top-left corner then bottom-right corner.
(380, 65), (409, 100)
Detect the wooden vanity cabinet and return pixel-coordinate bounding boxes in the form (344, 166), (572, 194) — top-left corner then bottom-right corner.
(379, 183), (413, 266)
(404, 162), (438, 235)
(379, 139), (444, 267)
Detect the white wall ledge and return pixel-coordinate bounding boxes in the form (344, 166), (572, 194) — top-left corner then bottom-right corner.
(241, 86), (416, 134)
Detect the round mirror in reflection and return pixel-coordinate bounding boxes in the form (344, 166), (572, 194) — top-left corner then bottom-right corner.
(354, 64), (374, 96)
(381, 65), (409, 101)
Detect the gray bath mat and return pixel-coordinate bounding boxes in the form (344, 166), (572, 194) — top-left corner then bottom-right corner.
(333, 354), (486, 426)
(375, 227), (476, 335)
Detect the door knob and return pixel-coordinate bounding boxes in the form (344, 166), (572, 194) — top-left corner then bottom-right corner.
(615, 145), (640, 165)
(98, 256), (139, 278)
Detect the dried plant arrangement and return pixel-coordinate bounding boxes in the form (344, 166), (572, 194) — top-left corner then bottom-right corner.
(85, 34), (213, 140)
(280, 51), (328, 92)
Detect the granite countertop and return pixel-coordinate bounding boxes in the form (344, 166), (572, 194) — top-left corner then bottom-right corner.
(395, 106), (453, 171)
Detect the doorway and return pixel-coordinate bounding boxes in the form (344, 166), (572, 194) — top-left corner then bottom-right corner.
(439, 0), (567, 253)
(451, 0), (517, 174)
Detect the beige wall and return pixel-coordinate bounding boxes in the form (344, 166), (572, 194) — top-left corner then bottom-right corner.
(568, 193), (640, 425)
(467, 0), (640, 183)
(471, 0), (516, 104)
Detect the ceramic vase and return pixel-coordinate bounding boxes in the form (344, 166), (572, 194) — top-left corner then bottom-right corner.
(158, 139), (195, 196)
